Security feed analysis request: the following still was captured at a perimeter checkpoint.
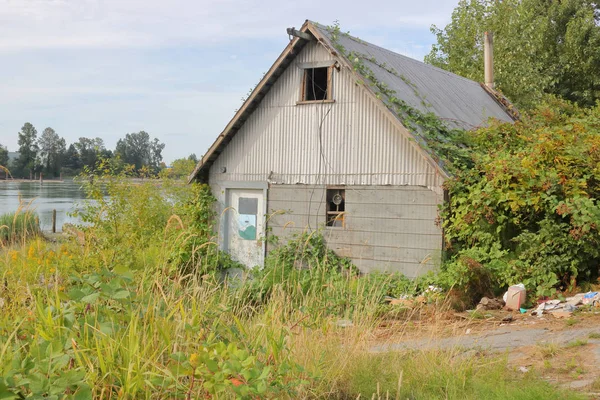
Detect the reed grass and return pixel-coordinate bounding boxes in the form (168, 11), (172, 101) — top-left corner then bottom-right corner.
(0, 201), (40, 245)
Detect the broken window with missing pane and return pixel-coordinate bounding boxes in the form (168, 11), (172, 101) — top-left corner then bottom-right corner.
(302, 67), (331, 101)
(326, 188), (345, 228)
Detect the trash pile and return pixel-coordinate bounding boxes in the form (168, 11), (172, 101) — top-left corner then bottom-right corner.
(384, 286), (443, 307)
(531, 291), (600, 318)
(386, 281), (600, 321)
(477, 282), (600, 319)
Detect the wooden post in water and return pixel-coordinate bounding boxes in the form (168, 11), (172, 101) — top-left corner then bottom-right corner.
(40, 172), (43, 184)
(52, 209), (57, 233)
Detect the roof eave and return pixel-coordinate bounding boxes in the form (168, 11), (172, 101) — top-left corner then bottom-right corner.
(479, 83), (521, 121)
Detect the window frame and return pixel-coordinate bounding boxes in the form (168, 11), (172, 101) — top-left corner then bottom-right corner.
(297, 66), (334, 104)
(325, 186), (345, 229)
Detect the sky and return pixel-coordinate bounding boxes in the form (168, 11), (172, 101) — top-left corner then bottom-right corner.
(0, 0), (459, 163)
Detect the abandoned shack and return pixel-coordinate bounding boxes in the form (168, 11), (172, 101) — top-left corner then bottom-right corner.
(188, 20), (516, 276)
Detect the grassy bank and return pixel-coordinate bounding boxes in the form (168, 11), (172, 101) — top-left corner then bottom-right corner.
(0, 206), (40, 245)
(0, 177), (583, 399)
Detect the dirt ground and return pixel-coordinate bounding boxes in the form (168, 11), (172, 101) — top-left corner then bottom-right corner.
(372, 305), (600, 397)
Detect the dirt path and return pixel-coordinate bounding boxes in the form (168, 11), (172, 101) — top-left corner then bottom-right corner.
(372, 310), (600, 396)
(374, 325), (600, 352)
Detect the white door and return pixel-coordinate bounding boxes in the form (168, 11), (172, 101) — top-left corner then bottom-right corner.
(226, 189), (264, 268)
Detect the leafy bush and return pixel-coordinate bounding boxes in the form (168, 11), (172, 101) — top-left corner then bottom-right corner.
(73, 160), (175, 268)
(441, 100), (600, 297)
(167, 182), (242, 275)
(243, 231), (358, 308)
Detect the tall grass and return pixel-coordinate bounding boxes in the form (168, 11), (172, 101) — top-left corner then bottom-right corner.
(0, 202), (40, 245)
(0, 176), (585, 399)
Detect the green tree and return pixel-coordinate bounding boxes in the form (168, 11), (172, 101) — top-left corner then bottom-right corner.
(15, 123), (39, 178)
(167, 157), (197, 179)
(38, 127), (67, 177)
(115, 131), (165, 174)
(425, 0), (600, 108)
(62, 143), (83, 174)
(0, 144), (8, 167)
(150, 138), (165, 173)
(74, 137), (106, 169)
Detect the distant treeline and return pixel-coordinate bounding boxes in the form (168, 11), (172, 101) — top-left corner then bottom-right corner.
(0, 123), (197, 179)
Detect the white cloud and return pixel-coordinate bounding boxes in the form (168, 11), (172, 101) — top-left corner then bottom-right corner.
(0, 0), (457, 50)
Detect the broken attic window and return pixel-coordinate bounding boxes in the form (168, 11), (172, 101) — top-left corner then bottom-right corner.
(326, 188), (345, 228)
(303, 67), (330, 101)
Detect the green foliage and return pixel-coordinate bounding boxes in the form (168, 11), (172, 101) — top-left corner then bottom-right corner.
(162, 156), (197, 180)
(14, 122), (39, 178)
(74, 159), (175, 267)
(425, 0), (600, 108)
(73, 137), (109, 173)
(38, 127), (67, 178)
(167, 182), (242, 275)
(0, 170), (588, 398)
(115, 131), (165, 174)
(3, 122), (167, 178)
(244, 231), (358, 307)
(170, 341), (307, 398)
(441, 101), (600, 297)
(0, 210), (40, 244)
(62, 143), (83, 175)
(0, 144), (8, 168)
(240, 230), (440, 318)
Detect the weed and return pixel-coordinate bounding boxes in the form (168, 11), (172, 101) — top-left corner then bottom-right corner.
(0, 204), (40, 245)
(467, 309), (487, 319)
(332, 351), (581, 399)
(565, 339), (588, 348)
(588, 332), (600, 339)
(537, 342), (560, 359)
(565, 318), (579, 327)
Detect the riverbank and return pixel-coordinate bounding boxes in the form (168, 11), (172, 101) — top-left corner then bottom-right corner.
(0, 178), (66, 183)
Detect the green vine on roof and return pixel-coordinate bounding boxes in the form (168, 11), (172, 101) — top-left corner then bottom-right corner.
(326, 22), (473, 174)
(361, 54), (431, 108)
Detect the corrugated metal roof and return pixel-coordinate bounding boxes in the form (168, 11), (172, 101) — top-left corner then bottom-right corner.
(311, 21), (514, 131)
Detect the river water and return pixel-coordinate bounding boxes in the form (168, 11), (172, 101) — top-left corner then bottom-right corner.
(0, 180), (87, 232)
